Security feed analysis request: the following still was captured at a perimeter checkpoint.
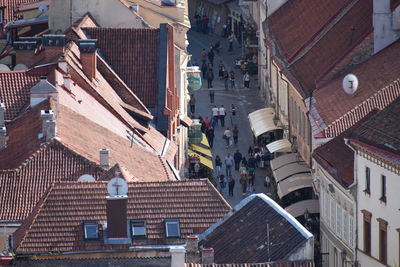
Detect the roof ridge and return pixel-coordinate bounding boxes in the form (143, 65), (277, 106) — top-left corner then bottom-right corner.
(324, 78), (400, 137)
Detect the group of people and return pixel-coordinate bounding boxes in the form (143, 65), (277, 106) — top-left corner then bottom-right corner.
(194, 14), (210, 34)
(215, 147), (260, 197)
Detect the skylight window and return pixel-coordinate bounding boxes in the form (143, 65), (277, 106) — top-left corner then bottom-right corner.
(165, 219), (180, 238)
(131, 220), (146, 239)
(83, 221), (98, 239)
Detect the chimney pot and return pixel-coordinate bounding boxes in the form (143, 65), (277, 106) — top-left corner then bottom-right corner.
(170, 246), (186, 267)
(0, 126), (7, 149)
(40, 110), (54, 135)
(45, 120), (56, 140)
(0, 103), (5, 126)
(185, 235), (200, 263)
(201, 248), (215, 264)
(100, 149), (110, 169)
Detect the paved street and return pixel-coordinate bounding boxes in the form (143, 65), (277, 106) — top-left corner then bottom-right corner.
(187, 29), (273, 207)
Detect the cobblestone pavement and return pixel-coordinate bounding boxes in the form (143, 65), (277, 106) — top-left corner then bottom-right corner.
(187, 29), (275, 207)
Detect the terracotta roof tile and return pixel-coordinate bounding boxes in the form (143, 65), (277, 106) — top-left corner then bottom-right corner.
(288, 0), (373, 95)
(83, 27), (160, 107)
(267, 0), (352, 61)
(313, 39), (400, 137)
(14, 180), (231, 253)
(0, 71), (41, 121)
(185, 261), (315, 267)
(0, 0), (38, 24)
(199, 195), (312, 264)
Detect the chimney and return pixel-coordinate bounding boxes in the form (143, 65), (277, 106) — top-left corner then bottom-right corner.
(13, 41), (38, 68)
(0, 103), (4, 126)
(45, 120), (56, 140)
(100, 149), (110, 169)
(106, 196), (128, 239)
(201, 248), (215, 264)
(42, 34), (65, 59)
(185, 236), (200, 263)
(170, 246), (186, 267)
(78, 39), (98, 81)
(40, 110), (54, 136)
(30, 76), (58, 107)
(0, 126), (7, 150)
(373, 0), (400, 53)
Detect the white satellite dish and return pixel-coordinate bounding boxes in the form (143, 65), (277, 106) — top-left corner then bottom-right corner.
(38, 4), (47, 14)
(107, 177), (128, 197)
(342, 74), (359, 95)
(13, 64), (28, 70)
(0, 64), (10, 71)
(78, 174), (96, 182)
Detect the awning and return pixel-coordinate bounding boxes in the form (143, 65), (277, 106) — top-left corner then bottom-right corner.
(200, 133), (210, 148)
(277, 173), (313, 198)
(180, 115), (193, 127)
(248, 108), (280, 138)
(266, 139), (292, 153)
(270, 153), (302, 171)
(188, 149), (213, 169)
(274, 162), (311, 183)
(189, 144), (212, 157)
(285, 199), (320, 218)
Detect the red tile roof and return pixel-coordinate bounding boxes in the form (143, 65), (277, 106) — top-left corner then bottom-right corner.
(288, 0), (373, 95)
(0, 70), (41, 121)
(13, 180), (231, 253)
(186, 261), (315, 267)
(267, 0), (352, 62)
(312, 39), (400, 138)
(82, 27), (160, 107)
(0, 0), (38, 24)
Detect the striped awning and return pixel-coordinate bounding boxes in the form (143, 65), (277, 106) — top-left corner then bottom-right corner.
(188, 149), (213, 169)
(189, 144), (212, 157)
(266, 139), (292, 153)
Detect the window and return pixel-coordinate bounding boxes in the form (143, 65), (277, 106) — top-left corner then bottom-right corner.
(349, 216), (354, 247)
(362, 210), (372, 255)
(364, 167), (370, 194)
(165, 219), (180, 238)
(336, 205), (342, 237)
(380, 175), (386, 203)
(330, 198), (336, 231)
(343, 211), (349, 244)
(324, 190), (330, 224)
(131, 220), (146, 239)
(83, 221), (98, 239)
(378, 218), (388, 264)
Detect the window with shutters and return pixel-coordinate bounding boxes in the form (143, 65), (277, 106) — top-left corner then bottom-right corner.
(362, 210), (372, 255)
(378, 218), (388, 264)
(380, 175), (386, 203)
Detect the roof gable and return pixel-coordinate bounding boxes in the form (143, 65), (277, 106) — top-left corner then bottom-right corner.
(14, 180), (231, 253)
(199, 194), (312, 264)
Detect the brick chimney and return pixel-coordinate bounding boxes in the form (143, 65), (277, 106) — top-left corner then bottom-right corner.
(185, 235), (200, 263)
(201, 248), (215, 264)
(13, 40), (38, 68)
(0, 103), (4, 126)
(99, 149), (109, 169)
(78, 39), (97, 81)
(0, 126), (7, 150)
(40, 110), (54, 137)
(42, 34), (65, 60)
(45, 120), (56, 140)
(170, 246), (186, 267)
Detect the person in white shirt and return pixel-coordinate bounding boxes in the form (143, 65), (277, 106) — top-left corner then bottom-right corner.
(211, 105), (219, 128)
(223, 127), (232, 148)
(243, 72), (250, 88)
(218, 105), (226, 127)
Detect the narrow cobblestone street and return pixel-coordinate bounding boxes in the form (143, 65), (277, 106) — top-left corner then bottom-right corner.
(187, 29), (273, 206)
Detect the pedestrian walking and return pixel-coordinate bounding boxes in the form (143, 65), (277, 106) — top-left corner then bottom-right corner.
(223, 71), (229, 90)
(218, 105), (226, 127)
(229, 70), (235, 89)
(228, 33), (234, 51)
(209, 88), (215, 103)
(230, 104), (236, 125)
(243, 71), (250, 88)
(204, 117), (211, 129)
(239, 165), (248, 195)
(208, 48), (215, 65)
(241, 156), (247, 167)
(215, 155), (222, 178)
(189, 94), (196, 114)
(218, 174), (225, 194)
(248, 146), (253, 156)
(201, 49), (207, 64)
(206, 68), (214, 88)
(233, 149), (242, 171)
(224, 153), (233, 176)
(223, 127), (232, 148)
(201, 119), (207, 133)
(201, 15), (209, 34)
(232, 124), (239, 144)
(201, 61), (208, 79)
(211, 105), (219, 128)
(218, 61), (225, 79)
(228, 175), (235, 197)
(206, 127), (214, 148)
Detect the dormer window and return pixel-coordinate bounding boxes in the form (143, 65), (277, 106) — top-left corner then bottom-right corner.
(131, 220), (146, 239)
(165, 219), (180, 238)
(83, 221), (99, 240)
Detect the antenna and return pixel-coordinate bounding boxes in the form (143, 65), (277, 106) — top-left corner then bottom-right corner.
(342, 74), (359, 95)
(38, 4), (47, 14)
